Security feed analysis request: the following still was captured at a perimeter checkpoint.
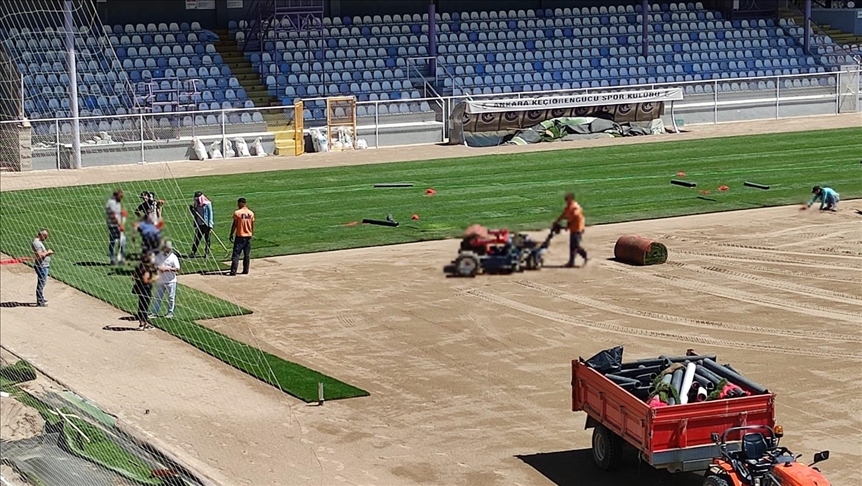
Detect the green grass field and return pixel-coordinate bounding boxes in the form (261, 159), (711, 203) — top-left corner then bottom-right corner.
(1, 128), (859, 401)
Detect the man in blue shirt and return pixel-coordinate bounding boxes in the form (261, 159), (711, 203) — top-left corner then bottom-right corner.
(807, 186), (840, 211)
(137, 219), (162, 257)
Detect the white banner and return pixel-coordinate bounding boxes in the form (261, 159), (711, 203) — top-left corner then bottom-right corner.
(465, 88), (684, 114)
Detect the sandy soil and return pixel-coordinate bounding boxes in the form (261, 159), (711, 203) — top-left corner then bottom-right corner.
(0, 464), (29, 486)
(0, 395), (45, 444)
(0, 350), (46, 444)
(2, 204), (861, 486)
(1, 113), (859, 192)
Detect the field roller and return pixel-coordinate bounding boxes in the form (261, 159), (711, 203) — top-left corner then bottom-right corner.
(614, 235), (668, 266)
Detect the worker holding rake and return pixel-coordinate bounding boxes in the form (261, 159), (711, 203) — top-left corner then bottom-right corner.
(553, 193), (589, 268)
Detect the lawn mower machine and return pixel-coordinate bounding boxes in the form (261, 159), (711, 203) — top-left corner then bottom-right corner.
(443, 224), (561, 277)
(703, 425), (830, 486)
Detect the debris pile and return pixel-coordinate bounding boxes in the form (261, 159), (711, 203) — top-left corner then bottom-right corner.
(582, 346), (768, 408)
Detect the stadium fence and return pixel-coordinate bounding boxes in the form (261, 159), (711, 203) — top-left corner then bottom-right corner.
(1, 68), (859, 170)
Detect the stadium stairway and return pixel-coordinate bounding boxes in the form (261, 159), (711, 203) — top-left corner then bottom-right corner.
(267, 112), (297, 155)
(212, 29), (273, 106)
(213, 28), (296, 155)
(778, 8), (862, 45)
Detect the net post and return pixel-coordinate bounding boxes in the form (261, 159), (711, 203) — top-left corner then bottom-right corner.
(140, 114), (145, 163)
(19, 71), (24, 120)
(54, 119), (61, 170)
(64, 0), (82, 169)
(318, 382), (324, 406)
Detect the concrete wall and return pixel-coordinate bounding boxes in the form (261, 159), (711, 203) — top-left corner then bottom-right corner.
(95, 0), (644, 29)
(811, 9), (862, 36)
(0, 38), (21, 121)
(96, 0), (252, 30)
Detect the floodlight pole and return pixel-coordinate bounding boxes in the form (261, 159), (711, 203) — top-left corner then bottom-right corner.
(64, 0), (82, 169)
(641, 0), (649, 57)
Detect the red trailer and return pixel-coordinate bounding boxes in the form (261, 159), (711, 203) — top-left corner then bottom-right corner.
(572, 359), (776, 473)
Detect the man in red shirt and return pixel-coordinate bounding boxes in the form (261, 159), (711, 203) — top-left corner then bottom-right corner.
(553, 193), (588, 267)
(228, 197), (255, 276)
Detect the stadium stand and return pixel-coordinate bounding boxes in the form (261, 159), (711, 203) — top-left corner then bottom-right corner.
(2, 21), (260, 129)
(237, 2), (859, 121)
(2, 1), (858, 131)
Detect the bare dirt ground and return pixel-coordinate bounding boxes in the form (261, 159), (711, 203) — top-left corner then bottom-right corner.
(1, 113), (859, 192)
(2, 204), (861, 486)
(1, 115), (861, 485)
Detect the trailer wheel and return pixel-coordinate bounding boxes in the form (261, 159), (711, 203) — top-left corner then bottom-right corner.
(591, 425), (623, 471)
(454, 253), (480, 277)
(702, 475), (730, 486)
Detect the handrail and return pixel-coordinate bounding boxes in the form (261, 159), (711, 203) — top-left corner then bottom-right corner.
(2, 68), (857, 127)
(406, 57), (443, 99)
(784, 1), (862, 65)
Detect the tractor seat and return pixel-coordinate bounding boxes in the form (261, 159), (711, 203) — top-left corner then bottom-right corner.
(743, 433), (773, 471)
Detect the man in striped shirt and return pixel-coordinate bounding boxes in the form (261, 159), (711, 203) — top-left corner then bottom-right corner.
(105, 189), (126, 265)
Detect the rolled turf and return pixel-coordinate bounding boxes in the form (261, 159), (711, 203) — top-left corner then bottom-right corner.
(614, 235), (669, 266)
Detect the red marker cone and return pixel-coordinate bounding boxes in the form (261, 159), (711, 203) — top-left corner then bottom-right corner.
(412, 214), (419, 221)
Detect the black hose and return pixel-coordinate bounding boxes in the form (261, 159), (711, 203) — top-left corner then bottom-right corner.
(695, 365), (724, 385)
(702, 358), (768, 394)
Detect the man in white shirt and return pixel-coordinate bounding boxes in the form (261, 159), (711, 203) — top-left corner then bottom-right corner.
(150, 241), (180, 319)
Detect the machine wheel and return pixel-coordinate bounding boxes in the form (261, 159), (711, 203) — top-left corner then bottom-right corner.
(454, 253), (480, 278)
(591, 425), (624, 471)
(702, 475), (731, 486)
(526, 253), (543, 270)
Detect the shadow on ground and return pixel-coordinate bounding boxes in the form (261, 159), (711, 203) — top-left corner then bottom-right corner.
(517, 449), (703, 486)
(0, 302), (37, 308)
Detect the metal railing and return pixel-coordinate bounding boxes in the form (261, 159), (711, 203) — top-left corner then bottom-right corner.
(1, 69), (858, 170)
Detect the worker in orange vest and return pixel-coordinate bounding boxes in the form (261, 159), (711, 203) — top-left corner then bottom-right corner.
(553, 193), (588, 267)
(228, 197), (255, 276)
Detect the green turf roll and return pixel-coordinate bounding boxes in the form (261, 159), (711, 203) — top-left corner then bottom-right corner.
(0, 360), (37, 385)
(645, 241), (669, 265)
(614, 235), (668, 266)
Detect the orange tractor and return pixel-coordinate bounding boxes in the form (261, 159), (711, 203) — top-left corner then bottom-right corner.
(704, 425), (830, 486)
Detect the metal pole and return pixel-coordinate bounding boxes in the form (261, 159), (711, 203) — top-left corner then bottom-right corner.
(64, 0), (81, 169)
(140, 114), (145, 162)
(641, 0), (649, 57)
(835, 72), (840, 115)
(20, 72), (24, 119)
(803, 0), (811, 55)
(55, 120), (60, 170)
(775, 76), (780, 119)
(429, 1), (437, 78)
(713, 79), (718, 124)
(221, 109), (226, 154)
(374, 102), (379, 148)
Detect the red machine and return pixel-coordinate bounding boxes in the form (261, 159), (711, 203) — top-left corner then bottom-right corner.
(704, 425), (830, 486)
(461, 229), (511, 255)
(571, 360), (776, 473)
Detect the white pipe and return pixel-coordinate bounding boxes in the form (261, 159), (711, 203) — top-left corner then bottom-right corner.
(679, 362), (697, 405)
(696, 386), (708, 402)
